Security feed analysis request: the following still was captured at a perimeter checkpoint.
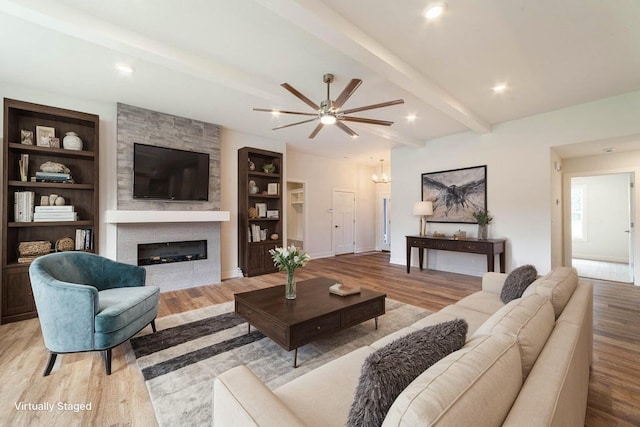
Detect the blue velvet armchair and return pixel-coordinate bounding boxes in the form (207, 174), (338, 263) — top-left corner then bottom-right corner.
(29, 252), (160, 376)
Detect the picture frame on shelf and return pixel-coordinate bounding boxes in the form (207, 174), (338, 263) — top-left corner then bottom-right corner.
(35, 126), (55, 147)
(20, 130), (33, 145)
(267, 182), (279, 195)
(49, 137), (60, 148)
(255, 202), (267, 218)
(266, 210), (279, 219)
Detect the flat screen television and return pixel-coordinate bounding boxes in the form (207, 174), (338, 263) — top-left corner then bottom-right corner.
(133, 143), (210, 201)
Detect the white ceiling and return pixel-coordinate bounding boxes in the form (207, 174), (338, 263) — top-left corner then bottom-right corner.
(1, 0), (639, 164)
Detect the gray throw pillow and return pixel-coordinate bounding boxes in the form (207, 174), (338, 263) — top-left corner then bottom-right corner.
(500, 264), (538, 303)
(347, 319), (468, 427)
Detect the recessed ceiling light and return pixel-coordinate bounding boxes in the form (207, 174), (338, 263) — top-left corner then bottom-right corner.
(425, 2), (446, 20)
(493, 83), (508, 93)
(271, 111), (281, 117)
(406, 114), (417, 122)
(115, 63), (134, 74)
(603, 147), (615, 153)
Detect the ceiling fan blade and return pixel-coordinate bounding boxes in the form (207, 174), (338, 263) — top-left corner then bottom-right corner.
(333, 79), (362, 109)
(281, 83), (320, 110)
(273, 118), (317, 130)
(341, 99), (404, 115)
(253, 108), (317, 116)
(341, 116), (393, 126)
(336, 121), (359, 138)
(308, 123), (324, 138)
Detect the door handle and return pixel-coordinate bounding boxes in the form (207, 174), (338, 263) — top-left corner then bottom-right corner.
(625, 230), (630, 233)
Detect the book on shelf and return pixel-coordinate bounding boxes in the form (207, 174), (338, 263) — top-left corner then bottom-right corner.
(33, 212), (78, 222)
(13, 191), (35, 222)
(75, 228), (93, 250)
(33, 171), (74, 183)
(33, 205), (77, 221)
(35, 205), (75, 212)
(329, 283), (361, 296)
(18, 154), (29, 182)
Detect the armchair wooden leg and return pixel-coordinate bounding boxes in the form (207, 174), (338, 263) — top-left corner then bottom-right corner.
(43, 352), (57, 376)
(151, 319), (157, 333)
(102, 349), (112, 375)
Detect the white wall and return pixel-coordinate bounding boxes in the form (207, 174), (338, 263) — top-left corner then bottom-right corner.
(390, 89), (640, 277)
(287, 150), (376, 259)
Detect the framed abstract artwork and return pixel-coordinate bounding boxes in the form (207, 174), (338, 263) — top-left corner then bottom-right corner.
(422, 165), (487, 223)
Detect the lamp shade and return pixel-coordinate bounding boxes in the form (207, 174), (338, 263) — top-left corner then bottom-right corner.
(413, 201), (433, 216)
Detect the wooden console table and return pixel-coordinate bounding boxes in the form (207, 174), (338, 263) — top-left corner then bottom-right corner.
(406, 235), (506, 274)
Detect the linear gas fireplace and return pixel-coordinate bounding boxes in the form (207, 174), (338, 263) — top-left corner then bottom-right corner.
(138, 240), (207, 266)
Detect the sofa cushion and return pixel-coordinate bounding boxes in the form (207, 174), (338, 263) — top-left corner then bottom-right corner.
(95, 286), (159, 333)
(501, 265), (538, 303)
(383, 334), (522, 427)
(419, 304), (493, 335)
(523, 267), (578, 318)
(347, 319), (468, 427)
(454, 291), (505, 315)
(473, 294), (554, 378)
(275, 347), (375, 427)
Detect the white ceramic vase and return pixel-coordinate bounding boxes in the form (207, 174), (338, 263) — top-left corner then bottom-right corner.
(63, 132), (83, 150)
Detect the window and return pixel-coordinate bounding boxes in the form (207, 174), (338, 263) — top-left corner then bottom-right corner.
(571, 184), (586, 240)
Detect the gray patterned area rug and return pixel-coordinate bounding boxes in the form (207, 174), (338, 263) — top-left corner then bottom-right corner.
(129, 299), (430, 427)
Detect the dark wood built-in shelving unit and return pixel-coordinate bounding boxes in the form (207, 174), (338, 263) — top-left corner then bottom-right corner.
(238, 147), (283, 277)
(1, 98), (99, 324)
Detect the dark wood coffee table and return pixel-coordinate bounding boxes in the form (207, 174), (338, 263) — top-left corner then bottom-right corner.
(234, 277), (386, 367)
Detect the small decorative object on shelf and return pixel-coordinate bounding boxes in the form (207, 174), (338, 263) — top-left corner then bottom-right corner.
(249, 180), (259, 194)
(269, 245), (311, 300)
(248, 207), (258, 219)
(35, 125), (55, 147)
(270, 233), (279, 240)
(37, 161), (74, 183)
(17, 240), (51, 263)
(55, 237), (74, 252)
(453, 230), (467, 240)
(472, 209), (493, 240)
(62, 131), (83, 150)
(262, 163), (276, 173)
(248, 158), (256, 171)
(20, 130), (33, 145)
(49, 137), (60, 148)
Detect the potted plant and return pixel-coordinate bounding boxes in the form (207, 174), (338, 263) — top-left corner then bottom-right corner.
(472, 209), (493, 239)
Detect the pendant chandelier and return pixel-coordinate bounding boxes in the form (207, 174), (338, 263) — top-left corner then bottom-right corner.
(372, 159), (390, 184)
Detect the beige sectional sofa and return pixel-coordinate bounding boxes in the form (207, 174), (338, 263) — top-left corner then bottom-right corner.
(213, 267), (593, 426)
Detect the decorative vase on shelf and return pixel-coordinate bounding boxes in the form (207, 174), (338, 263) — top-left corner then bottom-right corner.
(478, 224), (488, 240)
(285, 268), (297, 300)
(63, 132), (83, 150)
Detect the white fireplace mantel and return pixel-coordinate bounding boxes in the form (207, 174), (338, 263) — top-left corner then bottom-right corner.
(105, 210), (230, 224)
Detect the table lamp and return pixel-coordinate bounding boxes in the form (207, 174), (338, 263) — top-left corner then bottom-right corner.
(413, 201), (433, 236)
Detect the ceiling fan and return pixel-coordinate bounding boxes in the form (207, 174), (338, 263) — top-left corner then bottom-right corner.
(254, 73), (404, 138)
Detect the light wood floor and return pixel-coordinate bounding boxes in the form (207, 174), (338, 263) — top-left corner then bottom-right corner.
(1, 252), (638, 426)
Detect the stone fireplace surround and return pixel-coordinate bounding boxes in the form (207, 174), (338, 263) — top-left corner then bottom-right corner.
(111, 104), (229, 292)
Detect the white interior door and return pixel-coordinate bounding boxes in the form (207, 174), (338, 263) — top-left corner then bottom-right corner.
(333, 190), (355, 255)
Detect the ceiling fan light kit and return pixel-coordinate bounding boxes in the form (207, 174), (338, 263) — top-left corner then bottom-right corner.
(254, 73), (404, 138)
